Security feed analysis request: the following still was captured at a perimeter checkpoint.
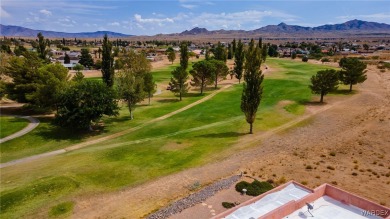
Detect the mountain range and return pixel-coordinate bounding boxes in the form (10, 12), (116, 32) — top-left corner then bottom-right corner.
(0, 24), (132, 38)
(177, 20), (390, 37)
(1, 20), (390, 38)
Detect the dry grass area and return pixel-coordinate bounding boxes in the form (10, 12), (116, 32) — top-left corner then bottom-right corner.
(65, 63), (390, 219)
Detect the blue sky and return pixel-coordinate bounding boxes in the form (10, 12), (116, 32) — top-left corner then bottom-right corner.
(1, 0), (389, 35)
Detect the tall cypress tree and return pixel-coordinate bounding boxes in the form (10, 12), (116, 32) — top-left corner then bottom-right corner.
(180, 42), (189, 70)
(36, 32), (48, 60)
(234, 40), (245, 83)
(258, 37), (262, 48)
(241, 39), (264, 134)
(101, 34), (114, 87)
(232, 38), (237, 56)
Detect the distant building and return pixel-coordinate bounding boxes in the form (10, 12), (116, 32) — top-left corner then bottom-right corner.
(214, 181), (390, 219)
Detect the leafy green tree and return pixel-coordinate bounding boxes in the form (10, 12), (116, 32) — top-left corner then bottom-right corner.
(363, 44), (369, 52)
(115, 50), (151, 118)
(116, 70), (145, 119)
(3, 53), (69, 110)
(309, 69), (339, 103)
(13, 45), (27, 56)
(33, 63), (70, 110)
(169, 66), (189, 101)
(0, 44), (12, 54)
(94, 60), (102, 69)
(64, 53), (70, 64)
(241, 39), (264, 134)
(79, 48), (94, 68)
(209, 59), (229, 89)
(268, 44), (278, 57)
(258, 38), (262, 48)
(227, 43), (233, 59)
(261, 44), (267, 63)
(97, 47), (102, 59)
(180, 43), (189, 70)
(102, 34), (115, 87)
(72, 64), (84, 82)
(143, 72), (156, 105)
(3, 51), (43, 103)
(166, 47), (174, 54)
(234, 40), (245, 83)
(114, 58), (124, 70)
(214, 42), (227, 62)
(168, 51), (176, 64)
(291, 51), (297, 59)
(190, 60), (215, 94)
(54, 80), (119, 130)
(339, 57), (367, 91)
(204, 46), (210, 60)
(36, 32), (48, 60)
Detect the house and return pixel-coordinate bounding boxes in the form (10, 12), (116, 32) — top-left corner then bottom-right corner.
(214, 181), (390, 219)
(57, 55), (79, 67)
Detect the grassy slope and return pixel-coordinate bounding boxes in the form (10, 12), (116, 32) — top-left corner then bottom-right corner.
(0, 61), (199, 162)
(0, 58), (339, 218)
(0, 116), (29, 139)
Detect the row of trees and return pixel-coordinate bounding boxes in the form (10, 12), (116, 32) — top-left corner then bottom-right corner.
(309, 57), (367, 102)
(1, 33), (157, 130)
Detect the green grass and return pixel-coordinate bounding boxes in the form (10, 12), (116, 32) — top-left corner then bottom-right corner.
(0, 176), (79, 218)
(0, 58), (347, 218)
(49, 201), (74, 217)
(0, 116), (29, 138)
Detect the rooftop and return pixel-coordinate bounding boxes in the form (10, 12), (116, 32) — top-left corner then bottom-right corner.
(213, 181), (390, 219)
(285, 195), (382, 219)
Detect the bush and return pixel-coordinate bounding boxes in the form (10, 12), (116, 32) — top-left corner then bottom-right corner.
(235, 180), (273, 196)
(302, 56), (308, 62)
(321, 57), (330, 63)
(327, 166), (335, 170)
(222, 202), (236, 209)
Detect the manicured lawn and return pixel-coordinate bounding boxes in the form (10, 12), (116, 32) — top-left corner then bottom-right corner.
(0, 116), (29, 139)
(0, 58), (345, 218)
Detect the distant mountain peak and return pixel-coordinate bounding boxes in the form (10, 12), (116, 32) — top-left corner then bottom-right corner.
(277, 22), (287, 26)
(180, 27), (209, 35)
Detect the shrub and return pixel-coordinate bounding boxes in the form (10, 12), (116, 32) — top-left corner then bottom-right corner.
(302, 56), (308, 62)
(327, 166), (335, 170)
(321, 57), (330, 63)
(306, 165), (313, 170)
(222, 202), (236, 209)
(329, 152), (336, 156)
(235, 180), (273, 196)
(352, 172), (358, 176)
(301, 181), (308, 185)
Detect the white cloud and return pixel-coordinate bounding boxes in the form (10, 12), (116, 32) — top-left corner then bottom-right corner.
(108, 22), (120, 26)
(39, 9), (52, 16)
(1, 7), (10, 18)
(134, 14), (174, 23)
(189, 10), (297, 29)
(181, 4), (197, 9)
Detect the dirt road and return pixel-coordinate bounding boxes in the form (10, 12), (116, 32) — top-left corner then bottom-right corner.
(70, 65), (390, 218)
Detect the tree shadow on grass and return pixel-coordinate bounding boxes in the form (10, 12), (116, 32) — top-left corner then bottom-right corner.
(197, 132), (246, 138)
(298, 100), (326, 106)
(34, 117), (109, 142)
(156, 98), (180, 103)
